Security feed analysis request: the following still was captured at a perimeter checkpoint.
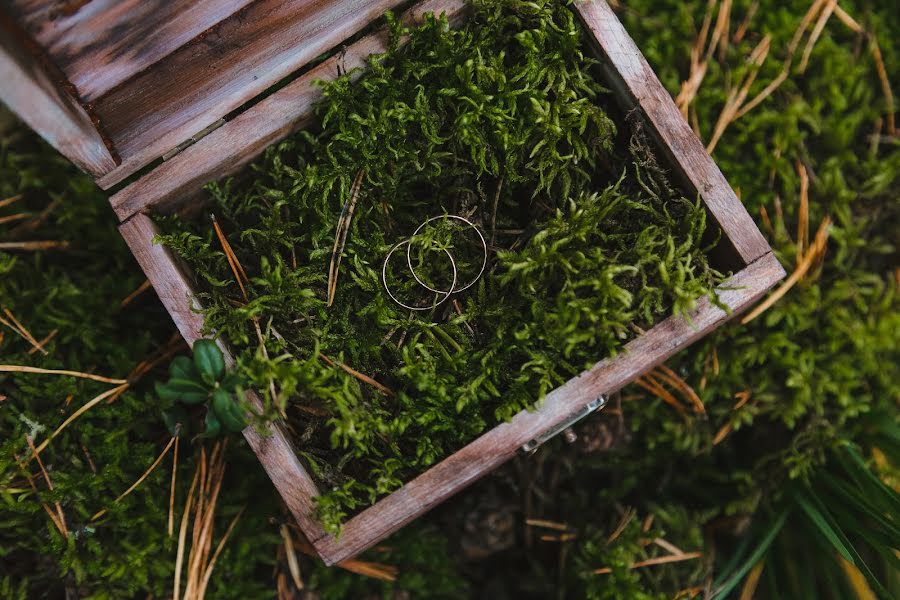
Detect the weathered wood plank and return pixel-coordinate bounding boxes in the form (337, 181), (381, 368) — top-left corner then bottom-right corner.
(117, 212), (328, 544)
(573, 0), (770, 266)
(4, 0), (255, 102)
(94, 0), (408, 189)
(0, 12), (116, 177)
(311, 251), (786, 565)
(108, 0), (470, 217)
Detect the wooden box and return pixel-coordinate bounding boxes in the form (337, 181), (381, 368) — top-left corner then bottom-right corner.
(1, 0), (785, 565)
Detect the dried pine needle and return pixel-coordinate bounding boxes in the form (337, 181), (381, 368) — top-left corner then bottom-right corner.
(0, 240), (70, 251)
(592, 551), (703, 574)
(31, 383), (130, 457)
(91, 436), (177, 522)
(327, 169), (365, 307)
(798, 0), (837, 73)
(742, 216), (832, 324)
(0, 365), (128, 385)
(26, 435), (68, 538)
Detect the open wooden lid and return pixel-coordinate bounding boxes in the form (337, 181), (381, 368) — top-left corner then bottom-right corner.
(1, 0), (406, 189)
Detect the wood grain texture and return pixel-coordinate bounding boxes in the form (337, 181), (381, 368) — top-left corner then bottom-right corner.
(108, 0), (470, 215)
(4, 0), (255, 102)
(94, 0), (408, 189)
(573, 0), (770, 266)
(0, 12), (115, 177)
(309, 251), (786, 565)
(117, 212), (328, 543)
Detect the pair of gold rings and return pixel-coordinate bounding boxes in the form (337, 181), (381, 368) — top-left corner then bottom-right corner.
(382, 215), (487, 311)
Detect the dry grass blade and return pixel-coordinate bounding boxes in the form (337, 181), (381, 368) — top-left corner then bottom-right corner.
(0, 365), (128, 384)
(212, 214), (249, 301)
(833, 4), (863, 33)
(32, 383), (130, 457)
(91, 436), (176, 522)
(327, 169), (365, 307)
(742, 216), (831, 323)
(0, 240), (70, 251)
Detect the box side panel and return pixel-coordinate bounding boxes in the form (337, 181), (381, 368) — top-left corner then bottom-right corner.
(0, 12), (116, 177)
(94, 0), (408, 189)
(312, 252), (786, 565)
(4, 0), (256, 102)
(117, 213), (329, 548)
(573, 0), (770, 267)
(108, 0), (470, 221)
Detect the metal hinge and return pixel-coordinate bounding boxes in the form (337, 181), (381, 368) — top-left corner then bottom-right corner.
(520, 395), (608, 455)
(162, 118), (226, 162)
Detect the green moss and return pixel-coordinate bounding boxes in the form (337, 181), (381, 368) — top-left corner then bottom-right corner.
(156, 0), (721, 533)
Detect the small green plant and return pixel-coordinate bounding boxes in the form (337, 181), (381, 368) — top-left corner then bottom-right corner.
(156, 340), (248, 436)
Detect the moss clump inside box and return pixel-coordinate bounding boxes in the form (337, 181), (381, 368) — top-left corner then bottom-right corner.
(156, 0), (724, 533)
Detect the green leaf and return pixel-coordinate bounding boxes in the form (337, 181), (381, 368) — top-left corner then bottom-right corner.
(212, 388), (247, 433)
(165, 378), (210, 405)
(193, 339), (225, 380)
(795, 492), (855, 564)
(169, 356), (197, 380)
(203, 410), (222, 438)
